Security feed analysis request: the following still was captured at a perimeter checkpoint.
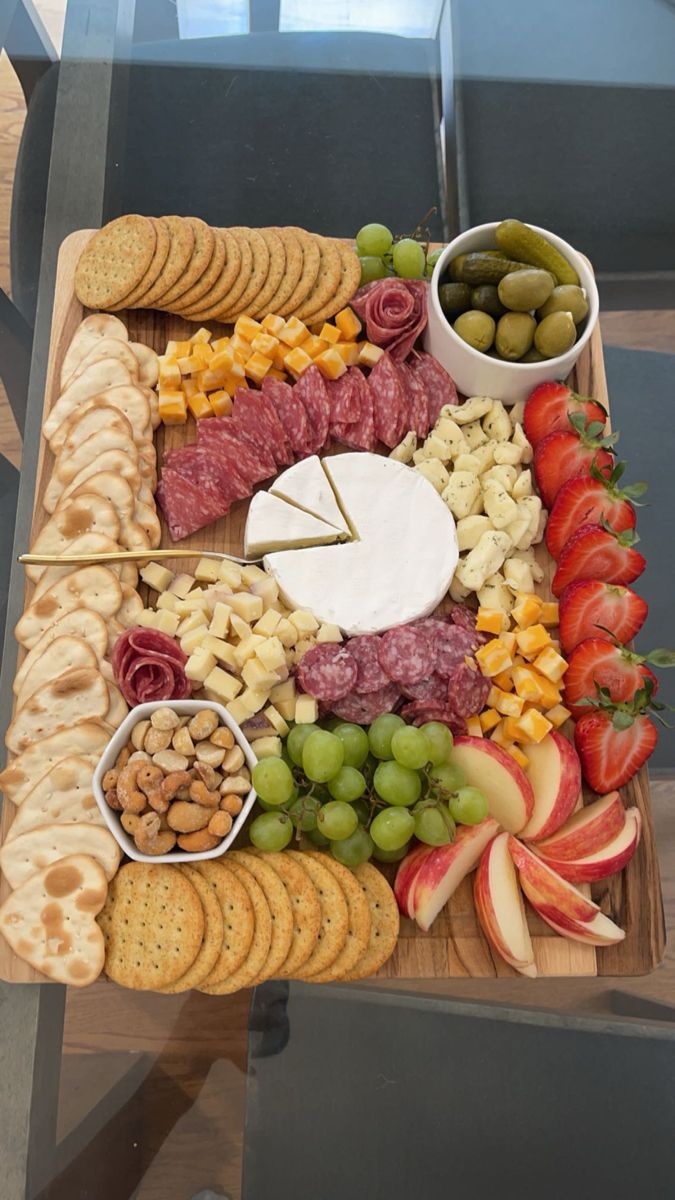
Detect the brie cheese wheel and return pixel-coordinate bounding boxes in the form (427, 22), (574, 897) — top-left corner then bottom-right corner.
(245, 491), (342, 558)
(270, 455), (350, 536)
(264, 453), (458, 635)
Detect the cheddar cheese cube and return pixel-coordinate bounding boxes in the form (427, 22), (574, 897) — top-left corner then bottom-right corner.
(487, 686), (525, 717)
(267, 368), (287, 382)
(211, 336), (231, 353)
(357, 341), (384, 368)
(244, 352), (273, 385)
(182, 377), (198, 400)
(264, 704), (290, 738)
(208, 390), (233, 417)
(315, 348), (347, 381)
(334, 342), (360, 366)
(251, 333), (279, 358)
(261, 314), (286, 337)
(466, 716), (483, 738)
(279, 317), (308, 348)
(272, 341), (289, 370)
(158, 358), (182, 389)
(514, 708), (553, 744)
(475, 640), (513, 677)
(190, 342), (213, 365)
(479, 708), (501, 733)
(140, 562), (174, 592)
(335, 306), (362, 340)
(256, 636), (286, 672)
(230, 332), (251, 357)
(499, 631), (518, 656)
(185, 649), (217, 684)
(230, 592), (264, 623)
(190, 326), (212, 345)
(253, 608), (282, 637)
(511, 666), (544, 703)
(196, 367), (229, 392)
(490, 721), (513, 749)
(532, 646), (568, 683)
(515, 624), (551, 658)
(530, 673), (561, 709)
(158, 391), (187, 425)
(234, 316), (262, 342)
(295, 694), (319, 724)
(492, 668), (514, 691)
(210, 347), (235, 373)
(507, 744), (530, 770)
(300, 334), (329, 360)
(165, 339), (192, 358)
(502, 716), (524, 742)
(283, 347), (313, 380)
(205, 666), (243, 703)
(512, 594), (543, 629)
(539, 601), (560, 628)
(187, 391), (213, 421)
(319, 322), (341, 345)
(476, 608), (507, 635)
(545, 703), (572, 728)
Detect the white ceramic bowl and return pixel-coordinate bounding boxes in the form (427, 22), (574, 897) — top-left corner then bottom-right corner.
(424, 221), (599, 406)
(93, 699), (257, 863)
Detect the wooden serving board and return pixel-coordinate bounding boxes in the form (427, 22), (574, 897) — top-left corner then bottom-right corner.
(0, 230), (666, 984)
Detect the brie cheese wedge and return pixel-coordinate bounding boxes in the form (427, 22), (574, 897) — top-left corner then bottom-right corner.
(270, 455), (351, 537)
(245, 491), (342, 558)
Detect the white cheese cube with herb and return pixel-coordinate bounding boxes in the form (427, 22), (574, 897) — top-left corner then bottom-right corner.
(461, 420), (488, 450)
(389, 432), (417, 463)
(449, 574), (471, 602)
(456, 514), (494, 552)
(414, 459), (450, 493)
(512, 422), (533, 463)
(482, 399), (512, 441)
(442, 471), (481, 519)
(482, 479), (518, 529)
(452, 395), (494, 424)
(477, 572), (514, 613)
(434, 417), (470, 457)
(454, 530), (512, 591)
(473, 441), (498, 473)
(493, 442), (524, 466)
(512, 469), (533, 500)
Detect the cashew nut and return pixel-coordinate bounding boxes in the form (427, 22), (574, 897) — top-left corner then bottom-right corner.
(189, 780), (220, 808)
(166, 801), (212, 832)
(208, 811), (233, 838)
(104, 787), (122, 811)
(220, 792), (244, 816)
(117, 762), (151, 813)
(150, 707), (181, 731)
(188, 710), (219, 741)
(102, 768), (119, 792)
(121, 811), (142, 835)
(193, 762), (221, 791)
(134, 811), (176, 855)
(161, 770), (193, 801)
(177, 829), (220, 852)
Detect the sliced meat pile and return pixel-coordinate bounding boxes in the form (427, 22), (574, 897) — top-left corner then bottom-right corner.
(296, 607), (491, 728)
(157, 347), (458, 541)
(111, 626), (191, 706)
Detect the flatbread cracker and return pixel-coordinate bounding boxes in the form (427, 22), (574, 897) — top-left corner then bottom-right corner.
(0, 821), (120, 890)
(106, 680), (128, 726)
(65, 337), (139, 388)
(0, 722), (111, 808)
(191, 859), (255, 985)
(75, 215), (157, 309)
(0, 855), (107, 986)
(13, 611), (109, 686)
(199, 857), (272, 994)
(50, 389), (152, 455)
(99, 862), (205, 990)
(133, 215), (195, 308)
(160, 864), (226, 993)
(304, 856), (371, 983)
(15, 567), (123, 650)
(5, 756), (100, 842)
(5, 667), (110, 753)
(60, 314), (129, 388)
(253, 850), (321, 978)
(15, 636), (99, 709)
(129, 342), (159, 387)
(342, 862), (400, 980)
(287, 850), (349, 978)
(44, 360), (135, 441)
(29, 495), (121, 560)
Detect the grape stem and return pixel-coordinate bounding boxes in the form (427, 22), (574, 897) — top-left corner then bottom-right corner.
(393, 205), (438, 257)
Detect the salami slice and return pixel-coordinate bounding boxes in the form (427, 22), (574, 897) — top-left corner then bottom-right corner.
(112, 627), (191, 705)
(378, 625), (434, 685)
(409, 350), (458, 425)
(156, 469), (228, 541)
(328, 372), (360, 435)
(400, 700), (466, 736)
(416, 619), (479, 674)
(296, 643), (357, 703)
(331, 682), (401, 725)
(197, 421), (273, 485)
(255, 388), (294, 465)
(401, 672), (448, 703)
(163, 444), (250, 503)
(398, 359), (430, 439)
(334, 368), (377, 452)
(262, 376), (310, 457)
(232, 390), (286, 470)
(446, 661), (491, 717)
(347, 634), (390, 694)
(294, 365), (331, 453)
(350, 278), (428, 361)
(449, 604), (477, 631)
(369, 352), (409, 449)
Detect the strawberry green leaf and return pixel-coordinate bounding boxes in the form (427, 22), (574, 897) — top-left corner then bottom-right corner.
(645, 648), (675, 668)
(612, 709), (636, 731)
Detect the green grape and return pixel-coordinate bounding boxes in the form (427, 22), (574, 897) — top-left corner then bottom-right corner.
(356, 223), (394, 257)
(428, 761), (467, 795)
(391, 726), (431, 770)
(351, 798), (371, 826)
(372, 841), (411, 863)
(287, 793), (321, 832)
(359, 255), (387, 285)
(373, 760), (422, 807)
(368, 712), (405, 760)
(392, 238), (426, 279)
(330, 826), (374, 868)
(257, 791), (295, 813)
(317, 800), (358, 841)
(321, 716), (343, 732)
(370, 806), (415, 851)
(448, 786), (489, 826)
(249, 811), (294, 851)
(302, 730), (345, 783)
(307, 827), (330, 847)
(425, 247), (444, 278)
(328, 766), (366, 803)
(251, 758), (295, 806)
(413, 801), (455, 847)
(287, 722), (319, 767)
(420, 721), (454, 766)
(334, 723), (370, 768)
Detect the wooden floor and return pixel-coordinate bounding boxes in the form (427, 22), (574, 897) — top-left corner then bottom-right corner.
(1, 19), (675, 1198)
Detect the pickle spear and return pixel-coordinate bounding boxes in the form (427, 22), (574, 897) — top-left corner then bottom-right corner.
(495, 219), (580, 286)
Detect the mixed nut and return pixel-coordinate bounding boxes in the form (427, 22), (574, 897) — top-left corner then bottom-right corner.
(102, 707), (251, 855)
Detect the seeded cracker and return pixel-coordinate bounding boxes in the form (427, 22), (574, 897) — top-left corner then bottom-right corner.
(114, 216), (171, 310)
(225, 850), (293, 982)
(342, 862), (400, 980)
(160, 864), (225, 993)
(277, 228), (321, 316)
(288, 851), (349, 978)
(252, 850), (322, 977)
(133, 215), (195, 308)
(251, 227), (303, 317)
(293, 235), (342, 321)
(191, 859), (254, 985)
(75, 215), (157, 310)
(172, 228), (227, 312)
(199, 857), (272, 994)
(158, 217), (215, 308)
(304, 855), (371, 982)
(246, 228), (286, 320)
(218, 228), (270, 320)
(179, 228), (243, 319)
(302, 239), (362, 326)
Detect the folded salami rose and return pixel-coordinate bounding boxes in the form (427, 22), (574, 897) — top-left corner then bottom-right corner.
(350, 278), (428, 361)
(112, 626), (191, 706)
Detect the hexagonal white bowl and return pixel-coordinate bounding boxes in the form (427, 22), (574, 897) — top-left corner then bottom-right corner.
(93, 699), (257, 863)
(424, 221), (599, 406)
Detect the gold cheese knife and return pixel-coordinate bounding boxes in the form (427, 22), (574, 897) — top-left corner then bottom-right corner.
(19, 548), (259, 567)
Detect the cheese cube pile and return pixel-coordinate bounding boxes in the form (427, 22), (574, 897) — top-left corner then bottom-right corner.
(468, 593), (570, 768)
(390, 395), (544, 607)
(138, 558), (341, 753)
(157, 309), (383, 425)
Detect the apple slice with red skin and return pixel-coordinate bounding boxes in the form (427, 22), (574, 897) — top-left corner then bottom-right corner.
(518, 731), (582, 842)
(393, 842), (433, 918)
(533, 907), (626, 946)
(508, 836), (599, 923)
(411, 818), (501, 931)
(533, 791), (625, 862)
(474, 832), (537, 977)
(450, 737), (534, 834)
(535, 808), (641, 883)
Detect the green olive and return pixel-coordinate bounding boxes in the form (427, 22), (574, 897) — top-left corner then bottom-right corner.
(469, 285), (506, 318)
(439, 282), (471, 316)
(534, 311), (577, 358)
(494, 312), (536, 361)
(520, 346), (546, 363)
(453, 310), (495, 353)
(538, 284), (589, 324)
(498, 268), (556, 312)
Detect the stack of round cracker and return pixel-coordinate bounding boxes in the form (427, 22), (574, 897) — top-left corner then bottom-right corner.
(98, 851), (399, 992)
(75, 216), (361, 326)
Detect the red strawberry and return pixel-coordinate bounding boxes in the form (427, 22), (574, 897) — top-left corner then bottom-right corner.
(559, 581), (648, 655)
(574, 682), (661, 792)
(546, 461), (645, 560)
(552, 522), (645, 597)
(523, 381), (607, 450)
(563, 637), (660, 719)
(533, 415), (617, 510)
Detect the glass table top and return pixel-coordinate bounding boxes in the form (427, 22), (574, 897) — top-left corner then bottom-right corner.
(0, 2), (674, 1197)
